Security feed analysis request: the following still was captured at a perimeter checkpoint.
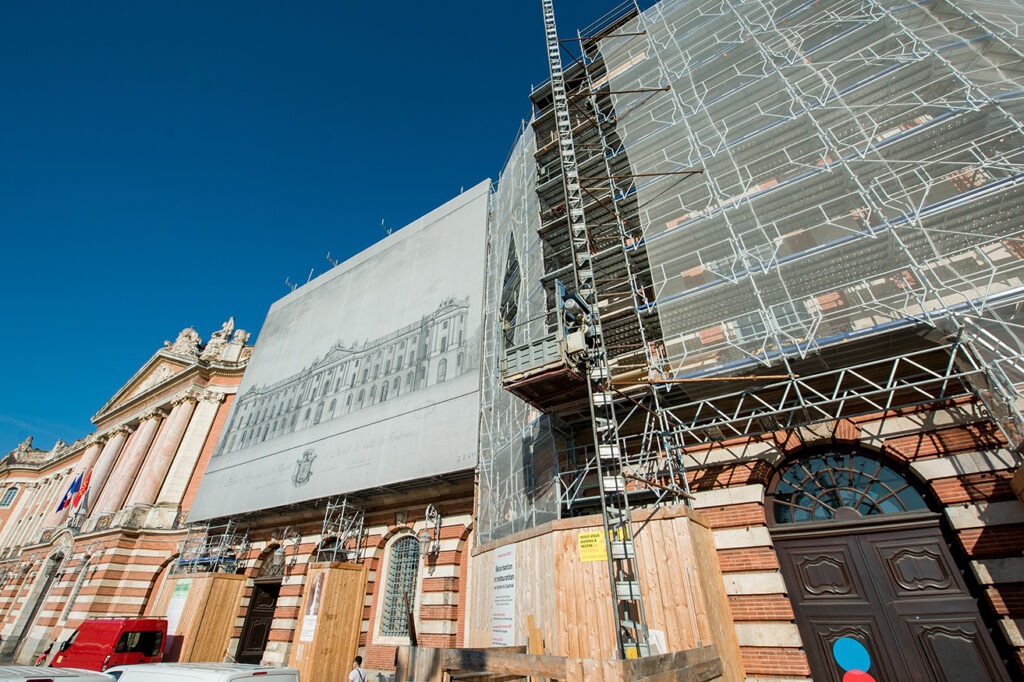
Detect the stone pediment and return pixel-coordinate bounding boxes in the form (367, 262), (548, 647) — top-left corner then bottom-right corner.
(94, 354), (190, 419)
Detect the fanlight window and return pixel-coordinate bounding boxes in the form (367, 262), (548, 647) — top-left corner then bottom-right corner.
(772, 451), (927, 524)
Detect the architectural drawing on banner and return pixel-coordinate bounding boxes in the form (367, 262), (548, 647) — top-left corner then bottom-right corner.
(215, 296), (474, 458)
(189, 180), (489, 521)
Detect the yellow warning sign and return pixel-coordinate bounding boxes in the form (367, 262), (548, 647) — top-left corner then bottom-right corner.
(578, 531), (607, 562)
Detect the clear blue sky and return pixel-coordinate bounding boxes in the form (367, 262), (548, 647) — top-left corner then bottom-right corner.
(0, 0), (627, 451)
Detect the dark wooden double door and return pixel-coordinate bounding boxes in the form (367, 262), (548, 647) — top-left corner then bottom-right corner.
(775, 515), (1010, 681)
(237, 580), (281, 664)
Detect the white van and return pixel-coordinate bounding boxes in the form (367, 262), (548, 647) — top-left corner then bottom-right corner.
(0, 667), (113, 682)
(104, 664), (299, 681)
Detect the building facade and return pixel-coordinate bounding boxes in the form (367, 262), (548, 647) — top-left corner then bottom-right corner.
(0, 320), (251, 664)
(167, 183), (490, 678)
(483, 0), (1024, 680)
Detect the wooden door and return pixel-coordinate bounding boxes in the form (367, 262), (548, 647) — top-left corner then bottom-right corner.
(236, 581), (280, 664)
(776, 516), (1010, 681)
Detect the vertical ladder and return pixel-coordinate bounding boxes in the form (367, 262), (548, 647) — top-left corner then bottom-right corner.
(541, 0), (650, 659)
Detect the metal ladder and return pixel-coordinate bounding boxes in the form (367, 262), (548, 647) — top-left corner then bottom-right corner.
(541, 0), (650, 659)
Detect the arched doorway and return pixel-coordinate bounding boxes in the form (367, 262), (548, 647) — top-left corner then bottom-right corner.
(10, 551), (65, 662)
(768, 448), (1010, 681)
(235, 547), (284, 664)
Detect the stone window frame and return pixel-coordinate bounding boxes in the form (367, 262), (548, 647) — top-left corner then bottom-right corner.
(373, 530), (424, 646)
(0, 486), (18, 508)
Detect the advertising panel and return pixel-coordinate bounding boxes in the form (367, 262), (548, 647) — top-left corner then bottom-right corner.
(190, 181), (490, 520)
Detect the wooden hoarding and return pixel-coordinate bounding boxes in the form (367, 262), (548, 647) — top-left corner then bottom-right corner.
(161, 572), (246, 663)
(467, 506), (743, 680)
(288, 561), (368, 682)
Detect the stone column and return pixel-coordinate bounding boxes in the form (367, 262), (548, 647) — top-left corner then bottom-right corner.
(86, 428), (132, 514)
(92, 411), (164, 515)
(28, 473), (67, 542)
(38, 471), (70, 528)
(155, 392), (225, 508)
(43, 438), (105, 527)
(8, 482), (44, 549)
(126, 395), (197, 508)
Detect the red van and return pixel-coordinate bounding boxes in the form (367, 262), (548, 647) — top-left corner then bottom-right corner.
(50, 618), (167, 671)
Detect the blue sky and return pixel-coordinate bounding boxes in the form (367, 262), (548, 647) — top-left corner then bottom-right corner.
(0, 0), (627, 450)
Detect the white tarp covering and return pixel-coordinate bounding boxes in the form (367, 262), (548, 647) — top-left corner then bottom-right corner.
(190, 181), (490, 520)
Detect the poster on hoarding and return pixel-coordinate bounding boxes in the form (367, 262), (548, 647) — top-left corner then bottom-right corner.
(166, 579), (191, 636)
(578, 530), (608, 562)
(299, 572), (325, 642)
(491, 545), (516, 646)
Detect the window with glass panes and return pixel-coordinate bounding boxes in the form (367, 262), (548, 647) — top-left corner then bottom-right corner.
(772, 450), (927, 524)
(380, 535), (420, 637)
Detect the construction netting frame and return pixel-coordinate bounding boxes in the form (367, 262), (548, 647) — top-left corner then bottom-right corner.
(596, 0), (1024, 447)
(477, 126), (565, 545)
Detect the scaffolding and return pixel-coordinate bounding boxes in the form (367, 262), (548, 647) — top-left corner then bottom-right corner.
(485, 0), (1024, 522)
(175, 520), (248, 574)
(315, 498), (365, 563)
(479, 0), (1024, 652)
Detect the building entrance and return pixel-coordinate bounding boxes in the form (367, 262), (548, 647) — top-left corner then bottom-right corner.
(770, 450), (1010, 681)
(236, 580), (280, 664)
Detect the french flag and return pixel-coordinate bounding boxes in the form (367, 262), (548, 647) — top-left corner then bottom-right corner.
(56, 472), (83, 512)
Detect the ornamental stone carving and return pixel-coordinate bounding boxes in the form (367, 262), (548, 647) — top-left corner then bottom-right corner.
(165, 327), (202, 359)
(172, 391), (201, 407)
(142, 408), (169, 422)
(200, 318), (234, 361)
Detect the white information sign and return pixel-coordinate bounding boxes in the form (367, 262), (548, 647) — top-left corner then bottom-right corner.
(491, 545), (516, 646)
(166, 579), (191, 636)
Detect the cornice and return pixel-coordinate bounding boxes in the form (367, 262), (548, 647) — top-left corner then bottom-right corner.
(93, 365), (243, 428)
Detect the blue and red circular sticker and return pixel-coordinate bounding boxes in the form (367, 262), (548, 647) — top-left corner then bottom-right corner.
(832, 637), (875, 682)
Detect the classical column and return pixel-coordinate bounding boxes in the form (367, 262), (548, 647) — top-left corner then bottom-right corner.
(125, 395), (197, 508)
(8, 482), (44, 549)
(86, 428), (132, 514)
(92, 411), (164, 515)
(43, 437), (105, 527)
(28, 473), (66, 542)
(156, 391), (225, 508)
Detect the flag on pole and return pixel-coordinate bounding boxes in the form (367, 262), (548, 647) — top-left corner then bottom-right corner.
(56, 473), (83, 512)
(71, 470), (92, 510)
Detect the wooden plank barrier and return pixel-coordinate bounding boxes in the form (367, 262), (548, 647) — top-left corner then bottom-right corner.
(287, 561), (368, 682)
(468, 505), (744, 680)
(165, 572), (247, 662)
(395, 644), (722, 682)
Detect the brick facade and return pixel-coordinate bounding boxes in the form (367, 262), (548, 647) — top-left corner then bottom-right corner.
(685, 402), (1024, 681)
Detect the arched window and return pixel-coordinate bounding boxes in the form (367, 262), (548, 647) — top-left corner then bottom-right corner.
(771, 450), (927, 524)
(500, 234), (521, 347)
(380, 382), (389, 402)
(0, 486), (17, 508)
(379, 535), (420, 638)
(436, 359), (447, 383)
